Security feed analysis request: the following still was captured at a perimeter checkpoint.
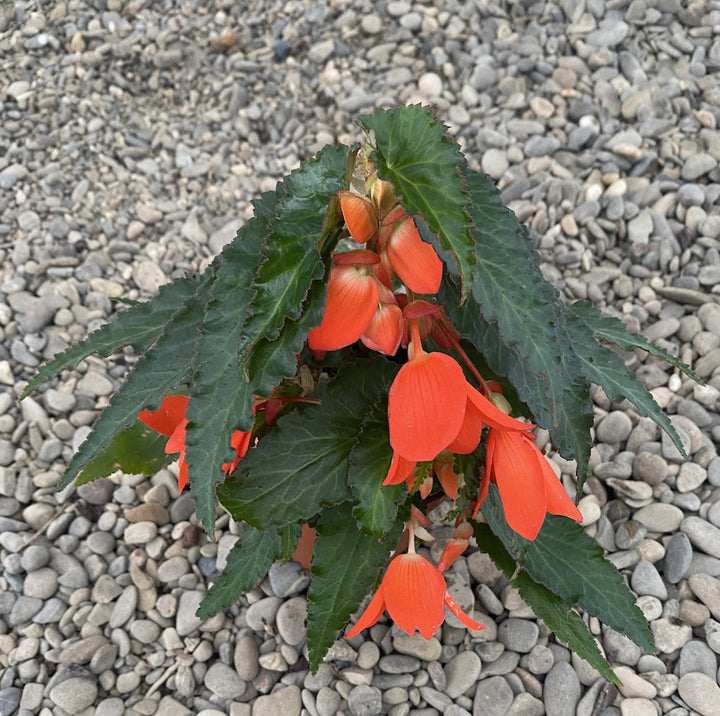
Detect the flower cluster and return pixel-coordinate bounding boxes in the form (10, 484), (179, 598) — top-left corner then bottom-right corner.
(137, 172), (583, 642)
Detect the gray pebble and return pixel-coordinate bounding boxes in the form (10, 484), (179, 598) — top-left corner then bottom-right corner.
(473, 675), (513, 716)
(268, 560), (311, 597)
(664, 532), (693, 583)
(444, 650), (482, 699)
(234, 635), (259, 681)
(276, 597), (307, 646)
(497, 618), (539, 653)
(682, 517), (720, 559)
(678, 640), (717, 678)
(347, 684), (382, 716)
(49, 674), (98, 713)
(203, 661), (246, 699)
(543, 662), (581, 716)
(678, 672), (720, 715)
(596, 411), (633, 443)
(631, 560), (668, 599)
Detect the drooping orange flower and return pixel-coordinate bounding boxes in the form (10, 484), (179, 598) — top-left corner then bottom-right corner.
(388, 352), (529, 463)
(474, 428), (583, 540)
(338, 190), (378, 244)
(308, 251), (381, 352)
(139, 395), (250, 491)
(380, 215), (443, 294)
(345, 552), (484, 640)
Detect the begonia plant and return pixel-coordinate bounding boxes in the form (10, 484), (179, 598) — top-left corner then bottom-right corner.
(23, 105), (698, 681)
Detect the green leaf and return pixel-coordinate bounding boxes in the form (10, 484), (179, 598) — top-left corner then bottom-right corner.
(184, 192), (276, 535)
(237, 144), (349, 368)
(59, 283), (208, 490)
(566, 302), (689, 459)
(306, 502), (404, 671)
(474, 524), (620, 685)
(360, 105), (474, 296)
(196, 526), (282, 619)
(74, 420), (170, 485)
(280, 523), (303, 561)
(21, 276), (199, 399)
(482, 486), (654, 654)
(439, 168), (594, 484)
(348, 393), (408, 537)
(218, 357), (398, 530)
(569, 300), (700, 383)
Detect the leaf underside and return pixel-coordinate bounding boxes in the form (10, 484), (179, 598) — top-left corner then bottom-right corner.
(474, 523), (621, 685)
(482, 486), (654, 655)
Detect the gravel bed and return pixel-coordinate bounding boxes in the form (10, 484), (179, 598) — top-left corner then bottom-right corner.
(1, 1), (720, 715)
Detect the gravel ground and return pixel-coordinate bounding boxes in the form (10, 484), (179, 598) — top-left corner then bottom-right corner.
(1, 1), (720, 715)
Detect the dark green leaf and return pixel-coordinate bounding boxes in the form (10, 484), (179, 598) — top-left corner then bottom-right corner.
(184, 192), (276, 535)
(21, 277), (199, 399)
(59, 284), (208, 490)
(569, 301), (700, 383)
(238, 145), (349, 363)
(439, 167), (594, 484)
(196, 526), (281, 619)
(482, 486), (654, 654)
(360, 105), (474, 295)
(307, 502), (404, 671)
(348, 393), (407, 537)
(280, 523), (303, 561)
(74, 420), (170, 485)
(218, 357), (398, 530)
(566, 302), (688, 459)
(474, 524), (620, 685)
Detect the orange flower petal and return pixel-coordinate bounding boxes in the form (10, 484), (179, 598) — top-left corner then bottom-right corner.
(446, 392), (485, 454)
(338, 191), (378, 244)
(361, 302), (403, 356)
(444, 593), (485, 631)
(138, 395), (189, 436)
(177, 460), (189, 492)
(466, 386), (533, 432)
(222, 429), (252, 474)
(388, 352), (467, 461)
(433, 454), (459, 500)
(165, 419), (187, 455)
(383, 553), (447, 639)
(539, 454), (583, 523)
(488, 429), (547, 540)
(384, 453), (417, 486)
(385, 217), (442, 294)
(345, 584), (387, 639)
(308, 264), (380, 351)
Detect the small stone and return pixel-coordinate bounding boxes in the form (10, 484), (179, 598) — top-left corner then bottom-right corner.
(268, 560), (310, 597)
(204, 662), (245, 699)
(347, 684), (382, 716)
(681, 154), (718, 181)
(233, 635), (259, 681)
(176, 590), (204, 636)
(664, 533), (693, 583)
(482, 148), (509, 180)
(634, 503), (683, 532)
(49, 675), (98, 712)
(543, 662), (581, 715)
(688, 574), (720, 620)
(596, 411), (633, 443)
(678, 640), (717, 678)
(276, 597), (307, 646)
(682, 517), (720, 559)
(497, 618), (539, 653)
(418, 72), (443, 97)
(392, 632), (442, 661)
(678, 672), (720, 715)
(473, 675), (514, 716)
(132, 261), (169, 294)
(444, 650), (482, 699)
(252, 685), (302, 716)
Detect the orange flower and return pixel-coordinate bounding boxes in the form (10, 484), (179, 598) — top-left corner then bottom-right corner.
(308, 251), (381, 352)
(345, 552), (484, 640)
(138, 395), (250, 491)
(380, 214), (443, 294)
(474, 428), (583, 540)
(338, 191), (378, 244)
(387, 352), (529, 463)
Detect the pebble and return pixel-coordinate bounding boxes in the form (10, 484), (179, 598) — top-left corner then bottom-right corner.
(444, 650), (482, 699)
(49, 675), (98, 712)
(204, 662), (245, 699)
(543, 662), (581, 715)
(678, 672), (720, 715)
(473, 676), (514, 716)
(664, 533), (693, 583)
